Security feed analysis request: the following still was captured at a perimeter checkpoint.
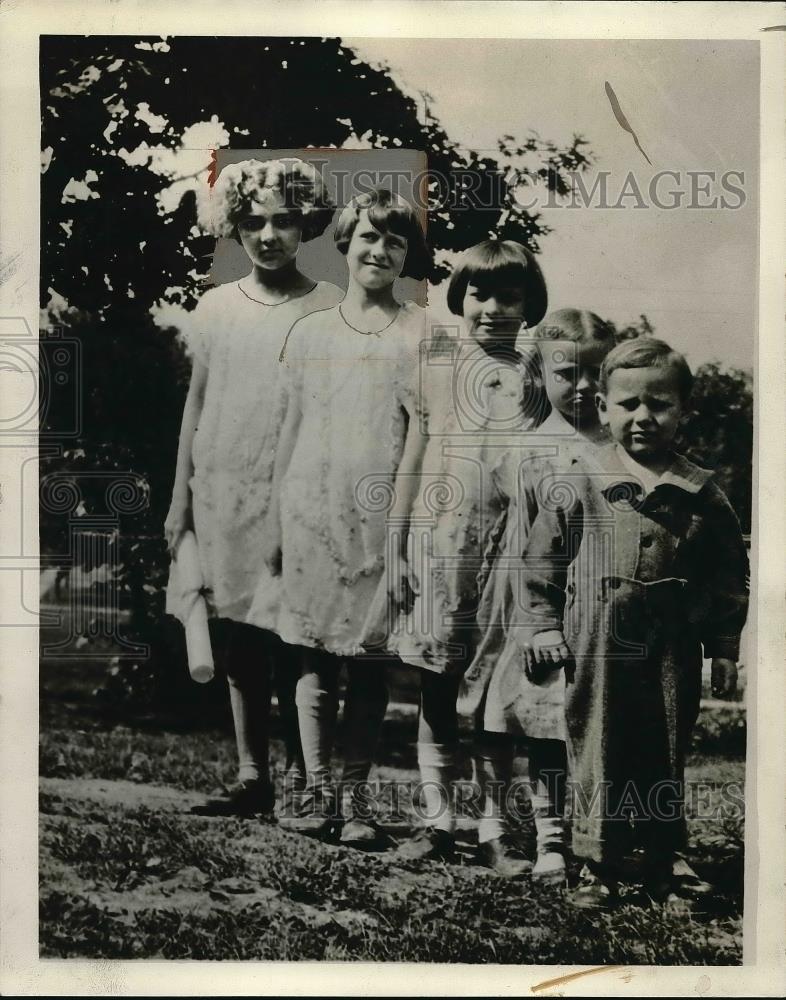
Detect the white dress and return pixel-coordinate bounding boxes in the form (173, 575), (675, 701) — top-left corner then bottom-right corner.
(165, 279), (343, 624)
(389, 340), (539, 674)
(247, 301), (427, 655)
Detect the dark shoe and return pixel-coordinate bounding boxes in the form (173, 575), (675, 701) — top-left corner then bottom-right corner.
(340, 816), (381, 847)
(569, 864), (619, 911)
(278, 779), (307, 820)
(671, 856), (713, 899)
(278, 785), (342, 838)
(643, 864), (707, 913)
(477, 836), (533, 879)
(339, 797), (382, 848)
(397, 826), (455, 862)
(190, 779), (275, 818)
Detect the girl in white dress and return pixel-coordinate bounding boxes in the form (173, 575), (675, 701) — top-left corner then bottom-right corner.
(391, 240), (549, 868)
(249, 189), (431, 842)
(164, 158), (342, 817)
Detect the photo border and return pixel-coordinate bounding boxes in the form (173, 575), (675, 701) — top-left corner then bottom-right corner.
(1, 1), (784, 995)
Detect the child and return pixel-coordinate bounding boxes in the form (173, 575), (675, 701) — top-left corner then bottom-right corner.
(390, 240), (548, 869)
(463, 309), (615, 885)
(164, 158), (343, 816)
(519, 337), (749, 907)
(248, 188), (431, 844)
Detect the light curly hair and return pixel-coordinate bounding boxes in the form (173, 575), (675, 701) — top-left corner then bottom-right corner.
(197, 158), (335, 242)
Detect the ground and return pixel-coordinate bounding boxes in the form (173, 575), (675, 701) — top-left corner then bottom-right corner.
(39, 652), (746, 964)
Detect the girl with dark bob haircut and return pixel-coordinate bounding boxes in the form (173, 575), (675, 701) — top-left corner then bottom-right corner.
(198, 157), (335, 242)
(447, 239), (548, 330)
(334, 188), (432, 281)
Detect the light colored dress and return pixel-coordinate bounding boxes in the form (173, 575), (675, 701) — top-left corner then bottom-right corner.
(165, 279), (343, 624)
(389, 340), (539, 674)
(247, 300), (427, 655)
(461, 408), (609, 735)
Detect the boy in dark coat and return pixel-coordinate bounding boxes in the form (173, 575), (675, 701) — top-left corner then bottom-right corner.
(519, 338), (749, 908)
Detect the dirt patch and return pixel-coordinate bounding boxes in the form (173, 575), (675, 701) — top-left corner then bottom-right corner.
(41, 776), (206, 812)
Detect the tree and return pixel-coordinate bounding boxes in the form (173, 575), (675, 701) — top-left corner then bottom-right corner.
(679, 363), (752, 534)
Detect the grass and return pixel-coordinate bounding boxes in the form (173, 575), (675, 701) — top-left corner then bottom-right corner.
(39, 658), (745, 964)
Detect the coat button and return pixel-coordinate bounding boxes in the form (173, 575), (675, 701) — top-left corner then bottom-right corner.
(641, 535), (653, 548)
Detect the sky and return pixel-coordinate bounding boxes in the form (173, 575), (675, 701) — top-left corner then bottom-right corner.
(346, 38), (759, 370)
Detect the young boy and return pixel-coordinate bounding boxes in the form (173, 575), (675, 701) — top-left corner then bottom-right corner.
(519, 338), (749, 908)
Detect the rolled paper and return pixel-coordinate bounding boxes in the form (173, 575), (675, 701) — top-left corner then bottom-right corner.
(185, 598), (214, 684)
(176, 531), (214, 684)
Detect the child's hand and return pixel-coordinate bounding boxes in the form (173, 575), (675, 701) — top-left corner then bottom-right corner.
(711, 657), (738, 699)
(263, 539), (283, 577)
(387, 554), (415, 614)
(524, 629), (572, 681)
(164, 498), (191, 555)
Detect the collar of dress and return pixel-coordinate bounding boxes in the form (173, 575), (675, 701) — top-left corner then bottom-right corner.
(454, 341), (527, 377)
(586, 443), (714, 496)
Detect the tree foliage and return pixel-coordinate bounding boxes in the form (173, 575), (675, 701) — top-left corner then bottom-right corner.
(679, 362), (753, 533)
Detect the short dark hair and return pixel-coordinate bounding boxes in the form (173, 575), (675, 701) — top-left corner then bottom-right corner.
(446, 240), (548, 328)
(333, 188), (431, 280)
(599, 337), (694, 402)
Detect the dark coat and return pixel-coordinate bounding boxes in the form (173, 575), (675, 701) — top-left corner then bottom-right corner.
(520, 443), (749, 863)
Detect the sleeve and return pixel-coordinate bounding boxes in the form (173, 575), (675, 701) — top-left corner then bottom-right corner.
(494, 453), (558, 645)
(698, 484), (750, 660)
(279, 314), (311, 408)
(183, 289), (218, 368)
(396, 305), (431, 425)
(515, 469), (583, 640)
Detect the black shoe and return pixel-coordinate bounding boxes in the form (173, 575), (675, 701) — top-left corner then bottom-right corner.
(339, 798), (382, 848)
(278, 782), (307, 820)
(670, 856), (714, 899)
(477, 835), (533, 879)
(190, 779), (275, 818)
(397, 826), (455, 862)
(568, 864), (619, 911)
(278, 785), (342, 838)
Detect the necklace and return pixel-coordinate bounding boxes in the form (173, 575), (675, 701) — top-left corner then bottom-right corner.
(238, 280), (317, 306)
(338, 303), (401, 336)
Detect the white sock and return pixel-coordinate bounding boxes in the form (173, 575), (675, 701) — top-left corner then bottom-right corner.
(417, 741), (457, 833)
(475, 737), (513, 844)
(531, 783), (565, 854)
(295, 667), (338, 787)
(478, 815), (506, 845)
(227, 676), (268, 785)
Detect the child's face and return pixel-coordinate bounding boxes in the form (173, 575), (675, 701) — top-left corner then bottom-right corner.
(598, 365), (684, 460)
(346, 211), (408, 290)
(541, 339), (608, 423)
(463, 283), (525, 347)
(236, 190), (302, 271)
